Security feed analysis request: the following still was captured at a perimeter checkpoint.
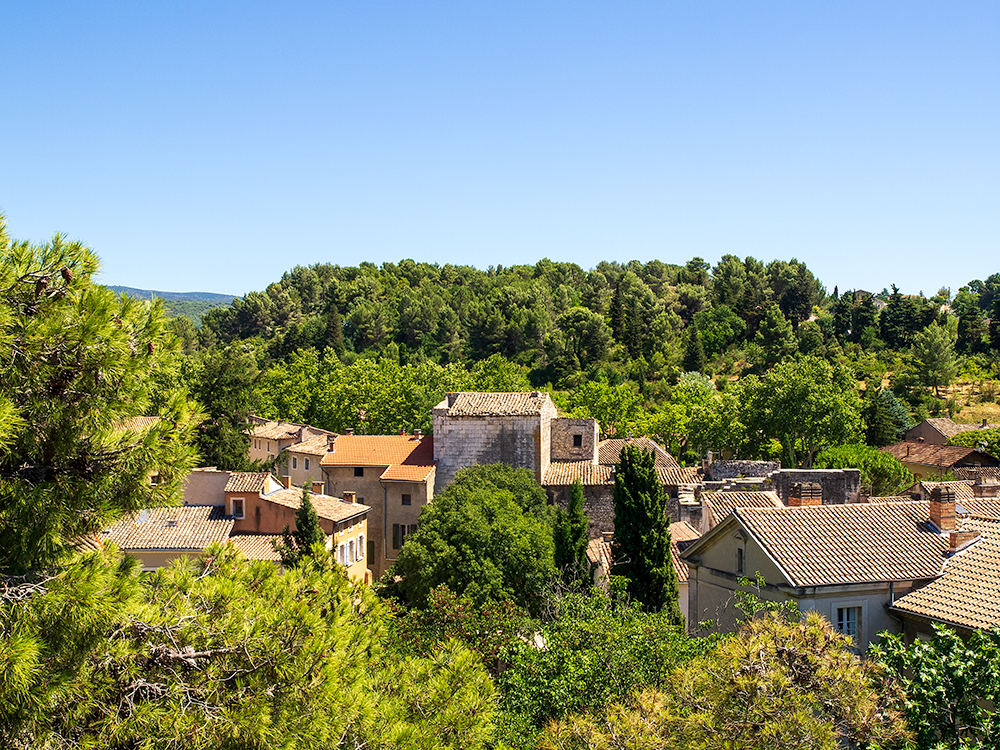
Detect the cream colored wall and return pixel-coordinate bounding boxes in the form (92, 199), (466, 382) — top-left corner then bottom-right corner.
(286, 450), (322, 489)
(182, 469), (229, 506)
(332, 515), (370, 583)
(125, 549), (202, 571)
(383, 478), (433, 569)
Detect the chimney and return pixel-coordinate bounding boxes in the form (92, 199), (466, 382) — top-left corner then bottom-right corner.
(311, 481), (325, 495)
(327, 437), (336, 452)
(974, 477), (1000, 498)
(280, 475), (292, 489)
(345, 428), (354, 436)
(983, 419), (988, 428)
(788, 482), (822, 507)
(949, 530), (980, 553)
(343, 491), (356, 504)
(414, 428), (422, 439)
(929, 486), (957, 531)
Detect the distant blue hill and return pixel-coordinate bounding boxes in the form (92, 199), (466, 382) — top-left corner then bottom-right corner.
(107, 286), (237, 303)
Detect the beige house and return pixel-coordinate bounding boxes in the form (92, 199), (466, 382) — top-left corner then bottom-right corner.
(102, 505), (234, 571)
(882, 441), (1000, 481)
(284, 433), (330, 488)
(682, 489), (979, 652)
(905, 417), (999, 445)
(320, 433), (436, 578)
(247, 418), (332, 469)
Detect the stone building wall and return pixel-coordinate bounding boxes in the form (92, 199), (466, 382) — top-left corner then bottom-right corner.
(550, 418), (599, 462)
(549, 483), (682, 539)
(433, 406), (557, 492)
(769, 468), (862, 505)
(706, 460), (780, 480)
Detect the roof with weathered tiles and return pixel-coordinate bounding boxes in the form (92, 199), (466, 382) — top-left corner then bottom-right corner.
(702, 490), (783, 522)
(105, 506), (234, 550)
(320, 435), (435, 483)
(882, 442), (999, 468)
(287, 433), (332, 456)
(917, 417), (1000, 440)
(543, 461), (614, 486)
(656, 467), (702, 486)
(439, 391), (552, 417)
(228, 534), (284, 561)
(598, 438), (680, 468)
(959, 499), (1000, 520)
(892, 517), (1000, 631)
(921, 480), (976, 502)
(224, 472), (271, 494)
(954, 466), (1000, 481)
(586, 536), (612, 572)
(263, 488), (371, 524)
(250, 420), (308, 441)
(670, 521), (701, 584)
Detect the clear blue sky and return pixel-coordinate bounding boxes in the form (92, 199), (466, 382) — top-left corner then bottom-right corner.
(2, 1), (997, 297)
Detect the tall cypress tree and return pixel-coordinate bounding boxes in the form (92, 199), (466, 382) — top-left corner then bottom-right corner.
(611, 446), (683, 626)
(554, 479), (589, 582)
(275, 488), (326, 567)
(683, 324), (706, 373)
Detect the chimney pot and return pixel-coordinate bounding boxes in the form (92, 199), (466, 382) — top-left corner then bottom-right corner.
(414, 428), (422, 438)
(788, 481), (822, 507)
(343, 491), (357, 504)
(346, 428), (354, 436)
(930, 486), (957, 531)
(280, 475), (292, 489)
(327, 437), (336, 452)
(311, 481), (325, 495)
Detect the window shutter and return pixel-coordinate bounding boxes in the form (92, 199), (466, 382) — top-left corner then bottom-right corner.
(367, 539), (375, 564)
(392, 524), (400, 550)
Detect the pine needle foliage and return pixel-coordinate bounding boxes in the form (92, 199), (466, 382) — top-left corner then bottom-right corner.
(274, 487), (326, 566)
(611, 446), (683, 625)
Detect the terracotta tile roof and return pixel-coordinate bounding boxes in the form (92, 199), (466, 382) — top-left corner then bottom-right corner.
(921, 481), (975, 502)
(224, 472), (271, 494)
(440, 391), (552, 417)
(954, 466), (1000, 481)
(702, 491), (783, 523)
(721, 502), (953, 587)
(892, 518), (1000, 630)
(960, 499), (1000, 520)
(321, 434), (432, 466)
(670, 521), (700, 584)
(228, 534), (283, 561)
(866, 495), (920, 504)
(262, 488), (371, 524)
(287, 434), (332, 456)
(105, 506), (234, 550)
(586, 536), (612, 571)
(656, 467), (702, 486)
(380, 461), (436, 482)
(598, 438), (680, 469)
(920, 417), (1000, 440)
(882, 442), (999, 468)
(250, 420), (308, 441)
(543, 461), (614, 486)
(74, 534), (105, 553)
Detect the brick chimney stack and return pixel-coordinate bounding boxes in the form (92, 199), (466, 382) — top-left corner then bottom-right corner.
(311, 480), (325, 495)
(929, 486), (957, 531)
(788, 482), (822, 507)
(973, 477), (1000, 498)
(327, 437), (336, 452)
(343, 491), (357, 504)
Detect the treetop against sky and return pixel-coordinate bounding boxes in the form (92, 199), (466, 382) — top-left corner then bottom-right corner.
(1, 2), (996, 296)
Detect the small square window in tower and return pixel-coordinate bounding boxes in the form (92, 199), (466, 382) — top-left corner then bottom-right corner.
(402, 493), (412, 506)
(354, 467), (364, 477)
(573, 434), (583, 447)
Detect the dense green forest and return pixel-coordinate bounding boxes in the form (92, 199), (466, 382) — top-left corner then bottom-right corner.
(163, 256), (1000, 471)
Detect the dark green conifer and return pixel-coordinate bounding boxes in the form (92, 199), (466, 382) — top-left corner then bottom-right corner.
(683, 325), (706, 373)
(275, 487), (326, 566)
(611, 446), (683, 626)
(553, 480), (589, 582)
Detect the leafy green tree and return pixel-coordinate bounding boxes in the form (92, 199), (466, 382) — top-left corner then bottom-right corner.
(274, 487), (326, 566)
(912, 321), (959, 397)
(814, 444), (915, 496)
(386, 465), (556, 617)
(871, 624), (1000, 750)
(553, 480), (589, 582)
(0, 218), (200, 574)
(566, 379), (643, 437)
(542, 612), (910, 750)
(0, 545), (497, 750)
(612, 446), (683, 623)
(947, 426), (1000, 460)
(742, 356), (863, 468)
(692, 304), (746, 358)
(754, 302), (798, 368)
(766, 258), (824, 326)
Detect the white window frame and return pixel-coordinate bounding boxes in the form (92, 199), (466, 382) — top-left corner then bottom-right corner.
(231, 497), (245, 519)
(358, 533), (365, 561)
(830, 598), (868, 650)
(292, 457), (297, 469)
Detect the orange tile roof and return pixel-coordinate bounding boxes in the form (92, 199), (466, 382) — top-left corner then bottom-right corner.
(320, 434), (435, 483)
(892, 518), (1000, 630)
(441, 391), (552, 416)
(866, 495), (919, 504)
(919, 417), (1000, 440)
(228, 534), (284, 561)
(104, 506), (234, 550)
(727, 502), (952, 587)
(262, 488), (371, 524)
(598, 438), (680, 468)
(882, 442), (998, 468)
(225, 472), (271, 493)
(702, 490), (783, 525)
(954, 466), (1000, 481)
(543, 461), (614, 486)
(670, 521), (700, 583)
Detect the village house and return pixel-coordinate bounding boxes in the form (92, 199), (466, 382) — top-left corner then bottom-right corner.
(247, 418), (333, 469)
(681, 484), (996, 652)
(319, 432), (435, 579)
(905, 417), (1000, 445)
(881, 441), (1000, 481)
(102, 505), (234, 571)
